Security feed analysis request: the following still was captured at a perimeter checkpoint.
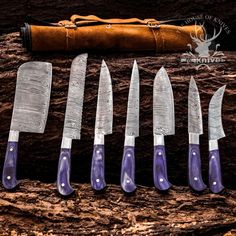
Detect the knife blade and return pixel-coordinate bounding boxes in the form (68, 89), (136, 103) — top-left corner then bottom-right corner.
(153, 66), (174, 191)
(2, 61), (52, 189)
(188, 77), (206, 192)
(57, 53), (88, 196)
(120, 60), (139, 193)
(91, 60), (113, 191)
(208, 85), (226, 193)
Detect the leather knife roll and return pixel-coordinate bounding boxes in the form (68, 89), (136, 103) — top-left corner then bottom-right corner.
(21, 14), (205, 52)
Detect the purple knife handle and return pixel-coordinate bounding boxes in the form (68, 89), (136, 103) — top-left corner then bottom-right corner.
(209, 149), (224, 193)
(188, 144), (207, 191)
(57, 148), (74, 196)
(91, 145), (106, 191)
(120, 146), (137, 193)
(2, 141), (18, 189)
(153, 145), (171, 191)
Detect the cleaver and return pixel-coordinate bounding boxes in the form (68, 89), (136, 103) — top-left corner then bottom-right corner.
(2, 62), (52, 189)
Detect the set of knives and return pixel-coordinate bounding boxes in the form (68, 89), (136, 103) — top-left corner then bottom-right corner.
(2, 54), (226, 196)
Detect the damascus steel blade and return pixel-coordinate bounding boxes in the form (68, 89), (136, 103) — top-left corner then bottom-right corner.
(63, 53), (88, 140)
(125, 60), (139, 137)
(153, 67), (175, 136)
(209, 85), (226, 140)
(188, 77), (203, 134)
(95, 60), (113, 135)
(10, 61), (52, 133)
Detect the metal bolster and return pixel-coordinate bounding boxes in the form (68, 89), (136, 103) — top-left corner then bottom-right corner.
(209, 139), (219, 151)
(154, 134), (164, 146)
(8, 130), (20, 142)
(61, 137), (72, 149)
(189, 133), (200, 145)
(94, 133), (105, 145)
(124, 135), (135, 146)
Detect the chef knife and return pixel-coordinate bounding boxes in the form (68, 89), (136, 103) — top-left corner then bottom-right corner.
(188, 77), (207, 191)
(153, 67), (174, 191)
(208, 85), (226, 193)
(57, 53), (88, 196)
(91, 60), (113, 191)
(120, 60), (139, 193)
(2, 61), (52, 189)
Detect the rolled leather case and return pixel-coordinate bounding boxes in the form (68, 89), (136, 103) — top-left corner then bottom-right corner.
(21, 14), (204, 52)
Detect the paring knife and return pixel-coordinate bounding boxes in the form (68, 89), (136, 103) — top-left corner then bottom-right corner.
(57, 54), (88, 196)
(208, 85), (226, 193)
(153, 67), (174, 191)
(91, 60), (113, 191)
(188, 77), (207, 191)
(2, 62), (52, 189)
(120, 60), (139, 193)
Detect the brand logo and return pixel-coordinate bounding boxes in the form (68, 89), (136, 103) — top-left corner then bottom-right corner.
(180, 15), (230, 69)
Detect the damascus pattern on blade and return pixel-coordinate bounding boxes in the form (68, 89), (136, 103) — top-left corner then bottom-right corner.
(209, 86), (226, 140)
(153, 67), (175, 136)
(63, 54), (88, 140)
(95, 60), (113, 135)
(11, 62), (52, 133)
(125, 61), (139, 137)
(188, 77), (203, 134)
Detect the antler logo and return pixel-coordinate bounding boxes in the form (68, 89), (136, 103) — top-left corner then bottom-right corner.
(190, 23), (222, 57)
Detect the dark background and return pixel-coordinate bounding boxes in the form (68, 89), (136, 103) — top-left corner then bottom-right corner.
(0, 0), (235, 189)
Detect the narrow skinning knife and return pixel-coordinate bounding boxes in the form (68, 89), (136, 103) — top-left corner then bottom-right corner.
(120, 60), (139, 193)
(2, 62), (52, 189)
(90, 60), (113, 191)
(153, 67), (174, 191)
(188, 77), (207, 191)
(208, 85), (226, 193)
(57, 54), (88, 196)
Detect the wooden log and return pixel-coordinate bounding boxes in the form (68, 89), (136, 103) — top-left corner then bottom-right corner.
(0, 180), (236, 235)
(0, 32), (236, 189)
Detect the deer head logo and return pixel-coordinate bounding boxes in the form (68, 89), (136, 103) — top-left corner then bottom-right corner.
(190, 23), (222, 57)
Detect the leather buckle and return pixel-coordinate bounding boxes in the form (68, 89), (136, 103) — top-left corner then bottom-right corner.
(64, 24), (77, 29)
(147, 21), (160, 28)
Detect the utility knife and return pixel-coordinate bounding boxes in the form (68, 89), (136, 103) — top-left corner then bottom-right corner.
(90, 60), (113, 191)
(120, 60), (139, 193)
(188, 77), (207, 191)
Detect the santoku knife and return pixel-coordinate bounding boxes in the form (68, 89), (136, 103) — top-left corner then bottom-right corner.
(153, 67), (174, 191)
(57, 54), (88, 196)
(208, 85), (226, 193)
(120, 60), (139, 193)
(91, 60), (113, 191)
(2, 61), (52, 189)
(188, 77), (207, 191)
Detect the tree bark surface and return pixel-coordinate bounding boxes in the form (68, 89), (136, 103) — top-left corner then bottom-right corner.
(0, 180), (236, 235)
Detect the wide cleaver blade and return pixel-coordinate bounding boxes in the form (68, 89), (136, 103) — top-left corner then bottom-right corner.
(11, 61), (52, 133)
(3, 61), (52, 190)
